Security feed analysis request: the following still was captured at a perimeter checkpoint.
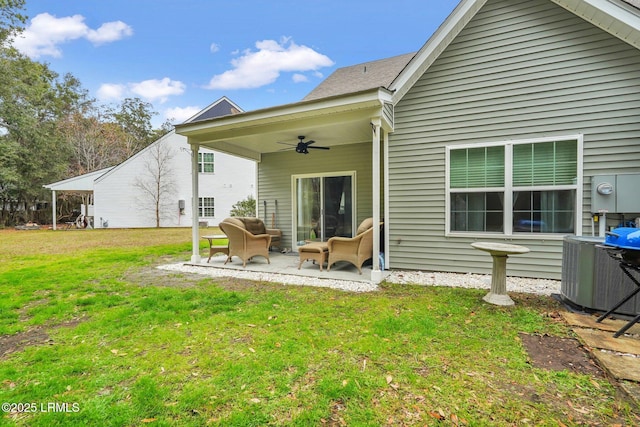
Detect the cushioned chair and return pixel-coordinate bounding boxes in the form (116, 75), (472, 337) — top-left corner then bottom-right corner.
(219, 217), (272, 267)
(327, 218), (378, 274)
(230, 216), (282, 250)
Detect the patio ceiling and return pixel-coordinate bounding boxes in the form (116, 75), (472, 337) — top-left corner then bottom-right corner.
(175, 88), (393, 162)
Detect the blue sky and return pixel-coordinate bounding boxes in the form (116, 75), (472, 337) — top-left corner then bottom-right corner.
(14, 0), (460, 127)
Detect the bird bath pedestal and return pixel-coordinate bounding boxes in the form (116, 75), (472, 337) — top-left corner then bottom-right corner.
(471, 242), (530, 306)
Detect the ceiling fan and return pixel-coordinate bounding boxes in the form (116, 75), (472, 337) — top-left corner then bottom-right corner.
(278, 135), (330, 154)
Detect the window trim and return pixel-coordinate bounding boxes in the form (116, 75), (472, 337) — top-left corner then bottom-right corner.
(445, 134), (583, 239)
(198, 152), (215, 174)
(198, 196), (215, 218)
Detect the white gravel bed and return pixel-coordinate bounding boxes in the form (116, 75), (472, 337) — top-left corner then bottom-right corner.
(385, 271), (561, 296)
(157, 263), (560, 296)
(157, 263), (378, 293)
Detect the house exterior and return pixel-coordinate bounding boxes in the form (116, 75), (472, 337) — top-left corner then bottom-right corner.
(46, 97), (256, 229)
(176, 0), (640, 281)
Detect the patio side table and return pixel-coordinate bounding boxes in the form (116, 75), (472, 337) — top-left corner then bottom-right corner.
(471, 242), (530, 306)
(202, 234), (229, 263)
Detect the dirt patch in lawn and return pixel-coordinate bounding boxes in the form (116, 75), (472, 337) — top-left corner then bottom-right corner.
(0, 318), (84, 360)
(519, 332), (605, 377)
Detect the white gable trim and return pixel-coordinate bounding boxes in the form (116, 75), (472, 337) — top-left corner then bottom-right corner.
(183, 96), (244, 124)
(551, 0), (640, 48)
(44, 167), (113, 191)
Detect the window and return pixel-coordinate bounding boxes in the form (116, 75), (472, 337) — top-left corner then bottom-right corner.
(447, 136), (580, 235)
(198, 152), (214, 173)
(199, 197), (215, 217)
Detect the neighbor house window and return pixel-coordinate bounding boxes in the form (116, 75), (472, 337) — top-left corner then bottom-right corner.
(199, 197), (215, 217)
(447, 136), (580, 235)
(198, 152), (214, 173)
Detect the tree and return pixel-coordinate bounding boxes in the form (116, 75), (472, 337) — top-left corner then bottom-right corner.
(230, 195), (256, 217)
(0, 0), (26, 48)
(107, 97), (158, 157)
(0, 48), (86, 225)
(134, 141), (177, 228)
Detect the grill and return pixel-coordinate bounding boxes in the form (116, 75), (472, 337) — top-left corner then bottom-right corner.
(597, 227), (640, 337)
(603, 227), (640, 265)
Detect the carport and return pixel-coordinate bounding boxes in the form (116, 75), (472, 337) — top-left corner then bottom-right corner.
(43, 167), (113, 230)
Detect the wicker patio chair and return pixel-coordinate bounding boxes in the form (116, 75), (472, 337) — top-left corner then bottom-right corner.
(327, 217), (377, 274)
(219, 218), (272, 267)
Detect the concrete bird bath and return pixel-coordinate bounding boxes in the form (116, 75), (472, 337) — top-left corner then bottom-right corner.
(471, 242), (530, 306)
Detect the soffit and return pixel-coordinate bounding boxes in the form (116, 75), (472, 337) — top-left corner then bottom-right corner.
(176, 89), (392, 161)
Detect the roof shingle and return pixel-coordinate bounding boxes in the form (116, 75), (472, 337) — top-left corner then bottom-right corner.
(302, 52), (416, 101)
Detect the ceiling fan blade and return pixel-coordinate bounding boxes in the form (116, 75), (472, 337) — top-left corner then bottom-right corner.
(276, 141), (296, 146)
(307, 145), (330, 150)
(305, 140), (316, 145)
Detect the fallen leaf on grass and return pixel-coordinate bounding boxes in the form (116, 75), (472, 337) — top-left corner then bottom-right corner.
(428, 410), (446, 420)
(141, 418), (156, 423)
(386, 375), (393, 384)
(451, 413), (468, 425)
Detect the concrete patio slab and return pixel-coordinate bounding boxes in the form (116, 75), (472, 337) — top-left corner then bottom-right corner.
(191, 251), (388, 284)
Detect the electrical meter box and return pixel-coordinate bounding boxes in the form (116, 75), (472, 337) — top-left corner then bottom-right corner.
(591, 174), (640, 214)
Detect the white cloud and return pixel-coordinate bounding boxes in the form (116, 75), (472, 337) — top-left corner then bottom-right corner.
(164, 106), (203, 124)
(210, 42), (220, 53)
(12, 13), (132, 58)
(97, 83), (126, 100)
(87, 21), (133, 45)
(97, 78), (185, 104)
(292, 73), (308, 83)
(130, 78), (186, 103)
(206, 38), (334, 90)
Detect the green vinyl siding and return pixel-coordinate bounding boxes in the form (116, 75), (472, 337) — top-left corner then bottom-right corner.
(389, 0), (640, 279)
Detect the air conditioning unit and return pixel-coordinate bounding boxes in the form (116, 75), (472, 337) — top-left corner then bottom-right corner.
(561, 236), (640, 315)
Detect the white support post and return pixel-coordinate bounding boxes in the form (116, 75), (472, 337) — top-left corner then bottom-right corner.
(383, 128), (390, 270)
(371, 118), (383, 283)
(51, 190), (57, 231)
(191, 143), (201, 263)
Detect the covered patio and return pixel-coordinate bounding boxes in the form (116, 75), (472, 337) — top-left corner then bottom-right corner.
(176, 88), (396, 284)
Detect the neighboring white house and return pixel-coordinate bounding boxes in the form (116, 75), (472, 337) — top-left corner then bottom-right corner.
(45, 97), (256, 229)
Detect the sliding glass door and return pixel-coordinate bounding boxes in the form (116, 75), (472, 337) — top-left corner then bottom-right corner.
(294, 173), (355, 245)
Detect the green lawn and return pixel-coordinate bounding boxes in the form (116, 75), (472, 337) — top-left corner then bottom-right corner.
(0, 228), (636, 426)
